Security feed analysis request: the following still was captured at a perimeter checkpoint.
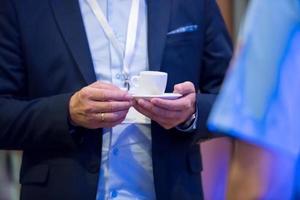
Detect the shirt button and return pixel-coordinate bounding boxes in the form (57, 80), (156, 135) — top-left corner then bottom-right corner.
(112, 148), (119, 156)
(115, 73), (121, 79)
(111, 190), (118, 198)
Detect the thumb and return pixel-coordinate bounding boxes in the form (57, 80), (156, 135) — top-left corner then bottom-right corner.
(173, 81), (195, 95)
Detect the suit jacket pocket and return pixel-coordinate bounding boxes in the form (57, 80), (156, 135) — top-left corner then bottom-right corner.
(20, 164), (49, 184)
(187, 145), (202, 173)
(166, 31), (201, 45)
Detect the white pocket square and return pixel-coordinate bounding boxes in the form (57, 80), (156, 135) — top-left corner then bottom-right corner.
(167, 25), (198, 35)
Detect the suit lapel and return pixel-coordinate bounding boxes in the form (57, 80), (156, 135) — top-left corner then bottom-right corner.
(147, 0), (172, 71)
(50, 0), (96, 84)
(49, 0), (171, 82)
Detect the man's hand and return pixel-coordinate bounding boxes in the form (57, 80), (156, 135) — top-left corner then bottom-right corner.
(69, 81), (133, 129)
(133, 81), (196, 130)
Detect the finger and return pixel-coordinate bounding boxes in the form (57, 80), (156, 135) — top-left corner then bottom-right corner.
(89, 81), (121, 90)
(133, 103), (156, 120)
(101, 115), (127, 128)
(134, 103), (176, 128)
(90, 101), (132, 113)
(173, 81), (195, 95)
(136, 99), (155, 113)
(136, 99), (179, 119)
(84, 87), (132, 101)
(150, 93), (195, 111)
(94, 110), (128, 123)
(135, 99), (182, 125)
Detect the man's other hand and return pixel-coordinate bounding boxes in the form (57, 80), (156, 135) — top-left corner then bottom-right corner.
(69, 81), (133, 129)
(133, 81), (196, 130)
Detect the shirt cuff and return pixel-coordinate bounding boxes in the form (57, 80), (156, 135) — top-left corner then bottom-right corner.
(176, 106), (198, 133)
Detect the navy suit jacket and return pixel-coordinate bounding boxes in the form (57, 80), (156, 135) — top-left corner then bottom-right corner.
(0, 0), (232, 199)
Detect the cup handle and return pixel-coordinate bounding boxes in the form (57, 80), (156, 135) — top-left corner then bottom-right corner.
(131, 75), (140, 88)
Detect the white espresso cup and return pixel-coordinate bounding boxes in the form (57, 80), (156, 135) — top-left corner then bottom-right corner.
(131, 71), (168, 95)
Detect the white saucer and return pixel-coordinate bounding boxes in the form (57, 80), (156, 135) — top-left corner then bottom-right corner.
(132, 93), (182, 100)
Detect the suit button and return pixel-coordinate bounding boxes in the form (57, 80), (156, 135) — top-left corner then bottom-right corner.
(115, 73), (121, 79)
(88, 161), (100, 173)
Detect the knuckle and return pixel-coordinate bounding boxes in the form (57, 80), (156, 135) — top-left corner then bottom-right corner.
(149, 106), (155, 113)
(184, 81), (191, 87)
(114, 112), (126, 122)
(111, 113), (120, 122)
(125, 102), (131, 110)
(80, 87), (90, 99)
(70, 93), (79, 109)
(185, 81), (193, 86)
(90, 101), (100, 112)
(108, 102), (114, 112)
(80, 101), (92, 113)
(100, 91), (107, 100)
(150, 105), (156, 113)
(189, 83), (196, 92)
(174, 84), (182, 91)
(83, 105), (94, 113)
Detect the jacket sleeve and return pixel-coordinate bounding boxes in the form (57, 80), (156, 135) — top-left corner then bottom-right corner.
(193, 0), (233, 140)
(0, 0), (79, 150)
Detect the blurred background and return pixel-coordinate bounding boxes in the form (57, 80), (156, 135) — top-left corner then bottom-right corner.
(202, 0), (300, 200)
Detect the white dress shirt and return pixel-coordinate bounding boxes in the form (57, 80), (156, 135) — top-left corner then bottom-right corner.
(79, 0), (156, 199)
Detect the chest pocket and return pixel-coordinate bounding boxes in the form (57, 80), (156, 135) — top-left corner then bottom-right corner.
(166, 30), (201, 46)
